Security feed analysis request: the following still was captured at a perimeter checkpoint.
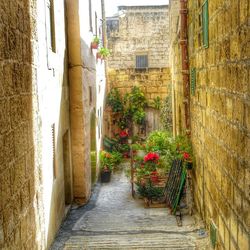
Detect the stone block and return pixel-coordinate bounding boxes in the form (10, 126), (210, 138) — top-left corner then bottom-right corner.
(238, 226), (249, 250)
(0, 132), (14, 167)
(21, 181), (30, 215)
(0, 99), (10, 134)
(10, 97), (22, 129)
(3, 204), (14, 238)
(14, 125), (28, 158)
(10, 157), (26, 194)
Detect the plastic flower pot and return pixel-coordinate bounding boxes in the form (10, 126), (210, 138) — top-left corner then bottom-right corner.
(186, 161), (193, 170)
(100, 170), (111, 182)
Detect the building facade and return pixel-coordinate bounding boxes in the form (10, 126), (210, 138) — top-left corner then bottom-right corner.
(0, 0), (106, 249)
(105, 5), (171, 137)
(169, 0), (249, 249)
(66, 0), (106, 205)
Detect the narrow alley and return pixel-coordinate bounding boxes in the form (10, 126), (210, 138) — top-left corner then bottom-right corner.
(51, 163), (208, 249)
(0, 0), (249, 250)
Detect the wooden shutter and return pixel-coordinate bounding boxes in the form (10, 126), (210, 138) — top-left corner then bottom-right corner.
(202, 0), (209, 48)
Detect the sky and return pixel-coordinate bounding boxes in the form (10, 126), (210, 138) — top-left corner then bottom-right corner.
(105, 0), (169, 17)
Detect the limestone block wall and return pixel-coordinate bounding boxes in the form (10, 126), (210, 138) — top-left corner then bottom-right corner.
(108, 68), (171, 102)
(170, 0), (250, 249)
(105, 5), (171, 137)
(0, 1), (41, 249)
(0, 0), (72, 249)
(107, 5), (170, 69)
(67, 0), (106, 203)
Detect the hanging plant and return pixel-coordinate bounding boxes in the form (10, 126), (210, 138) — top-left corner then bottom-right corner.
(91, 36), (100, 49)
(97, 47), (110, 60)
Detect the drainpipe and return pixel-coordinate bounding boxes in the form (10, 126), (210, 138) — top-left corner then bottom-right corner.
(179, 0), (190, 135)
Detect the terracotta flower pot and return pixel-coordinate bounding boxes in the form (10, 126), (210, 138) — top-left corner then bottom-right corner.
(91, 42), (98, 49)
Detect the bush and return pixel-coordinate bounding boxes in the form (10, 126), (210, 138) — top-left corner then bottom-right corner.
(137, 181), (164, 200)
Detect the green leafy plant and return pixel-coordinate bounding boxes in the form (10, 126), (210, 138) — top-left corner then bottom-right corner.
(99, 150), (123, 172)
(92, 36), (100, 44)
(145, 130), (176, 173)
(98, 47), (110, 58)
(149, 96), (162, 110)
(91, 36), (100, 49)
(160, 95), (172, 132)
(111, 151), (123, 165)
(124, 86), (147, 125)
(137, 181), (164, 200)
(100, 150), (114, 172)
(106, 88), (124, 112)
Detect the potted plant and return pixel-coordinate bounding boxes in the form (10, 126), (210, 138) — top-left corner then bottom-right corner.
(96, 47), (110, 60)
(91, 36), (100, 49)
(183, 152), (193, 169)
(99, 150), (114, 182)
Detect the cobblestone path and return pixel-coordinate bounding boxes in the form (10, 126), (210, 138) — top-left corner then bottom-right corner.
(51, 163), (209, 250)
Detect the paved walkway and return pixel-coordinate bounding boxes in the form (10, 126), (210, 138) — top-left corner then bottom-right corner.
(51, 163), (209, 250)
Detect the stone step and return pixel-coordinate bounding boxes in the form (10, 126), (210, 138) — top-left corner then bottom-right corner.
(64, 233), (197, 249)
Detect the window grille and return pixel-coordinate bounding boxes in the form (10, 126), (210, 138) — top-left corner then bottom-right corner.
(202, 0), (209, 48)
(136, 55), (148, 69)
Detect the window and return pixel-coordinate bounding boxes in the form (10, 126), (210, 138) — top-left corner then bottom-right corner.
(136, 55), (148, 69)
(89, 0), (93, 32)
(46, 0), (56, 52)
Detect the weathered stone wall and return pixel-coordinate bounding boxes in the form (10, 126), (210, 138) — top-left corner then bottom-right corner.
(67, 0), (106, 203)
(0, 0), (73, 249)
(0, 1), (40, 249)
(107, 5), (169, 69)
(108, 68), (171, 102)
(106, 6), (171, 137)
(170, 0), (250, 249)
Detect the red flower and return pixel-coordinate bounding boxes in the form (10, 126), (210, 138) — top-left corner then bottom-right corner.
(119, 130), (129, 138)
(144, 152), (160, 162)
(183, 152), (190, 160)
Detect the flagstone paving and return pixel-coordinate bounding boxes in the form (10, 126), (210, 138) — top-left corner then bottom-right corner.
(50, 163), (209, 250)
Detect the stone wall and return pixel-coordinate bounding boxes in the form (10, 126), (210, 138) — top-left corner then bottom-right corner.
(107, 5), (170, 69)
(0, 0), (40, 249)
(0, 0), (73, 249)
(106, 5), (171, 137)
(66, 0), (106, 203)
(170, 0), (250, 249)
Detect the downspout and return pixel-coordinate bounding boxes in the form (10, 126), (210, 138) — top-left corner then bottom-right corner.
(179, 0), (190, 135)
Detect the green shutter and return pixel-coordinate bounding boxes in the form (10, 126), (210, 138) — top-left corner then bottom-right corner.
(202, 0), (209, 48)
(190, 68), (196, 96)
(210, 220), (217, 248)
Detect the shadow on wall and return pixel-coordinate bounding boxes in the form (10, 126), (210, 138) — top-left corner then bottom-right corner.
(46, 49), (73, 247)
